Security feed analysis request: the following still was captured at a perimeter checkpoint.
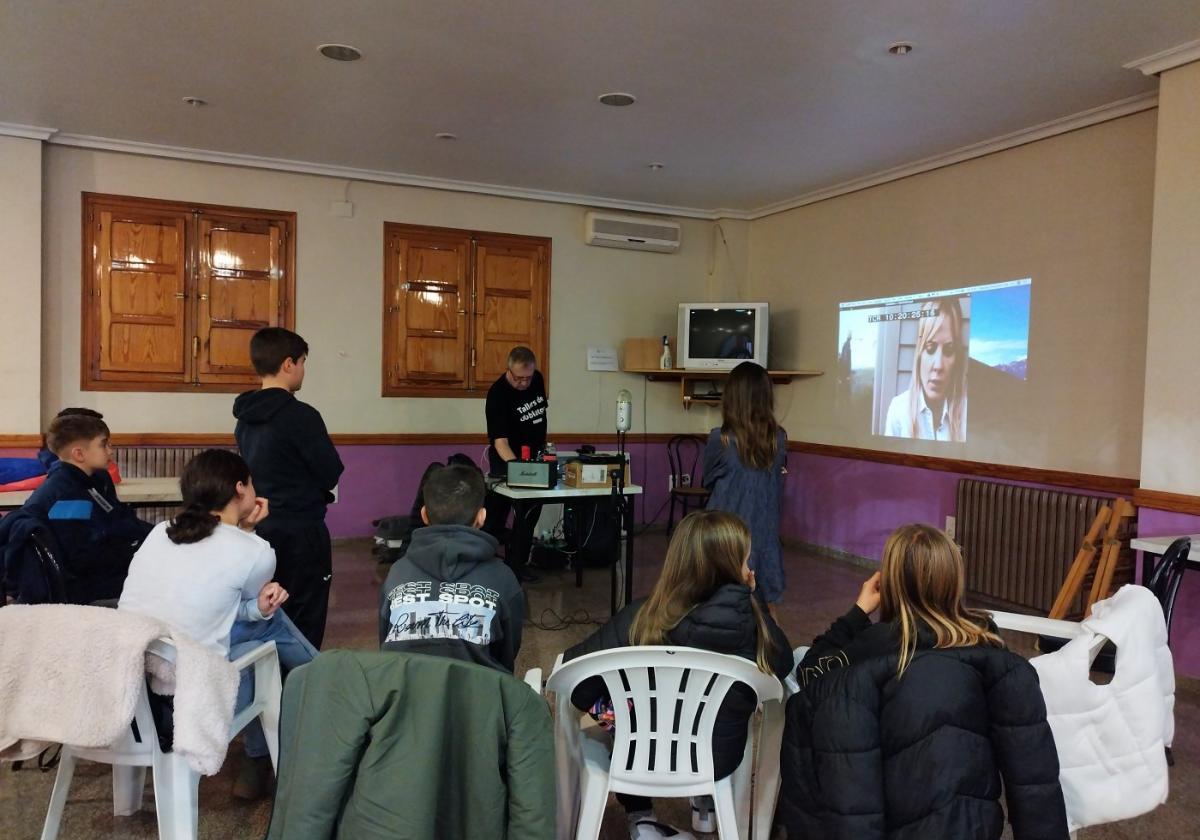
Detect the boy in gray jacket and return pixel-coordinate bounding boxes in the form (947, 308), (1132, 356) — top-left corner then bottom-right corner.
(378, 464), (524, 672)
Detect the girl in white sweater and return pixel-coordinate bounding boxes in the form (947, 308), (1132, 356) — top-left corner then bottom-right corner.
(119, 448), (316, 798)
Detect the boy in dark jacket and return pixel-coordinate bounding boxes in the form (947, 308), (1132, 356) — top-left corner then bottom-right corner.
(378, 463), (524, 673)
(0, 413), (151, 604)
(233, 327), (344, 648)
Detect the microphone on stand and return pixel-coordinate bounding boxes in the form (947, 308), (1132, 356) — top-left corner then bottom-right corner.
(616, 389), (632, 434)
(612, 388), (633, 608)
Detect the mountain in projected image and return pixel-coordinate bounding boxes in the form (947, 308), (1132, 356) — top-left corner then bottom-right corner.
(993, 358), (1027, 378)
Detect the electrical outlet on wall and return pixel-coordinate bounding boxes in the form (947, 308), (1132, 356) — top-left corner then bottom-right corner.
(680, 473), (691, 488)
(944, 515), (956, 540)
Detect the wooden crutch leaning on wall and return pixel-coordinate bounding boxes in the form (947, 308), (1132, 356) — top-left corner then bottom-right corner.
(1048, 497), (1136, 620)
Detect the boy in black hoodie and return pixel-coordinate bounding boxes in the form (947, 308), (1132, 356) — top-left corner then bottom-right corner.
(233, 328), (344, 648)
(378, 463), (524, 672)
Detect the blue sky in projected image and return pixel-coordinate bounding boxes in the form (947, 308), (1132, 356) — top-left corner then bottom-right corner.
(969, 281), (1030, 375)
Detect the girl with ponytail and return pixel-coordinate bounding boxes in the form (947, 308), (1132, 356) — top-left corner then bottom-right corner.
(119, 449), (317, 798)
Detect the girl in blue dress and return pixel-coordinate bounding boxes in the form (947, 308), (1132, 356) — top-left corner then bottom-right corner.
(703, 362), (788, 607)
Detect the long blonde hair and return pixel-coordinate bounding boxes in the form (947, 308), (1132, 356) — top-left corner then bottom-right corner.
(720, 361), (780, 470)
(630, 510), (777, 673)
(879, 524), (1002, 677)
(905, 297), (967, 441)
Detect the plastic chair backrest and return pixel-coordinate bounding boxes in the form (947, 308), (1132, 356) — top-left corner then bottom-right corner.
(547, 646), (782, 793)
(28, 527), (68, 603)
(1145, 536), (1190, 641)
(667, 435), (705, 486)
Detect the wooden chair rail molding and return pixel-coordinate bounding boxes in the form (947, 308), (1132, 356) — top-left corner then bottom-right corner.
(1131, 488), (1200, 517)
(786, 441), (1139, 497)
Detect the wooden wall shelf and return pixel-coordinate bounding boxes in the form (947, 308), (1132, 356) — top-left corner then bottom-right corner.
(624, 368), (823, 409)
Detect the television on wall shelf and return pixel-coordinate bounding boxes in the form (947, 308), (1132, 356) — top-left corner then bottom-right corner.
(677, 302), (769, 371)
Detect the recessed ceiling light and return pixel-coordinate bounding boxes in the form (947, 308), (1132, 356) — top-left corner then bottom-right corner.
(887, 42), (915, 56)
(648, 162), (665, 171)
(318, 43), (363, 62)
(181, 96), (208, 107)
(435, 132), (458, 140)
(598, 92), (637, 107)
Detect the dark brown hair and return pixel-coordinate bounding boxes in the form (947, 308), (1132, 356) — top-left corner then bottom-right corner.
(422, 463), (486, 526)
(54, 407), (104, 420)
(720, 361), (780, 470)
(167, 449), (251, 544)
(630, 510), (777, 673)
(46, 414), (110, 456)
(250, 327), (309, 376)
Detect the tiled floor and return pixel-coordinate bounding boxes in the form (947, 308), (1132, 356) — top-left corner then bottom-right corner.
(2, 535), (1197, 839)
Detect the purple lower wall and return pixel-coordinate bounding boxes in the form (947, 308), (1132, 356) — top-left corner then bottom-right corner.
(781, 450), (1200, 678)
(1133, 508), (1200, 678)
(7, 439), (1197, 676)
(325, 439), (677, 540)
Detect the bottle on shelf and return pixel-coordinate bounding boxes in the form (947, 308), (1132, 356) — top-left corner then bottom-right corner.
(659, 335), (673, 370)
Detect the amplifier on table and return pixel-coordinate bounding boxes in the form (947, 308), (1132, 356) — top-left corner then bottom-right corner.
(506, 460), (557, 490)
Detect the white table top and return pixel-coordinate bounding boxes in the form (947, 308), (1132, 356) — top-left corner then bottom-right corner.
(1131, 534), (1200, 561)
(492, 481), (643, 501)
(0, 476), (182, 509)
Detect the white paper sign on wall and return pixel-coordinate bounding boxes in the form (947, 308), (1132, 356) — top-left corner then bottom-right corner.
(586, 346), (619, 371)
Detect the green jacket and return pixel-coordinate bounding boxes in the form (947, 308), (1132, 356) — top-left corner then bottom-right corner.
(267, 650), (555, 840)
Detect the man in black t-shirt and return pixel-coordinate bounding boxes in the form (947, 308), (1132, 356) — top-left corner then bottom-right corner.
(483, 346), (547, 582)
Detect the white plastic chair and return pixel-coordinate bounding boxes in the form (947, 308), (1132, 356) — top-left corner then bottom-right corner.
(544, 646), (784, 840)
(40, 637), (282, 840)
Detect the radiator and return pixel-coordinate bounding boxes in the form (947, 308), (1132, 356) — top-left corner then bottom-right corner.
(956, 479), (1135, 618)
(115, 445), (235, 525)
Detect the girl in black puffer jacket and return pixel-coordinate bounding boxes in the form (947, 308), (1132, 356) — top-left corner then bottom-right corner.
(782, 523), (1068, 840)
(564, 510), (793, 840)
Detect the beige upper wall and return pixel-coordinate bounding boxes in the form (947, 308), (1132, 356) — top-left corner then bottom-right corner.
(1140, 61), (1200, 495)
(32, 108), (1167, 480)
(748, 111), (1157, 478)
(0, 136), (43, 434)
(42, 146), (723, 436)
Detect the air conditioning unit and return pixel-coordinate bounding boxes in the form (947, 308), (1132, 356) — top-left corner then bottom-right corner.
(584, 210), (681, 254)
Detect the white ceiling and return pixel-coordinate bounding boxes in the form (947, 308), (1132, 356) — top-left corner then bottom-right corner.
(1, 1), (1197, 215)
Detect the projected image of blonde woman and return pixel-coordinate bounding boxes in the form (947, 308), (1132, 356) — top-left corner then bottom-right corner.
(884, 296), (968, 441)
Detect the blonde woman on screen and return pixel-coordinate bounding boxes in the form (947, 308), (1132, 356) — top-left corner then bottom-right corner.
(884, 296), (967, 441)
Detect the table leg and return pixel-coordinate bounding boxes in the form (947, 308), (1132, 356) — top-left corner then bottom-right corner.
(575, 505), (584, 589)
(624, 499), (635, 609)
(509, 499), (524, 571)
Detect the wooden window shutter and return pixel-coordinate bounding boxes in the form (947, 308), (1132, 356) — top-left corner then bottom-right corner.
(88, 207), (189, 383)
(382, 225), (472, 395)
(471, 236), (549, 389)
(195, 214), (289, 384)
(82, 193), (296, 393)
(381, 223), (550, 397)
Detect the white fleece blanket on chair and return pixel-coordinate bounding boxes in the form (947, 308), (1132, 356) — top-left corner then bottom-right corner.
(0, 604), (239, 775)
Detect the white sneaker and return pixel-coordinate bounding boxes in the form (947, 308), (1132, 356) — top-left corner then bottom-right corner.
(630, 818), (697, 840)
(690, 795), (716, 833)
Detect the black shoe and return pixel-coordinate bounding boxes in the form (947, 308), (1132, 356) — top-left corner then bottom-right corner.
(516, 568), (540, 583)
(232, 755), (273, 801)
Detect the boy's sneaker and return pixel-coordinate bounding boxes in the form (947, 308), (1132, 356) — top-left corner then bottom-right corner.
(690, 795), (716, 833)
(630, 819), (696, 840)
